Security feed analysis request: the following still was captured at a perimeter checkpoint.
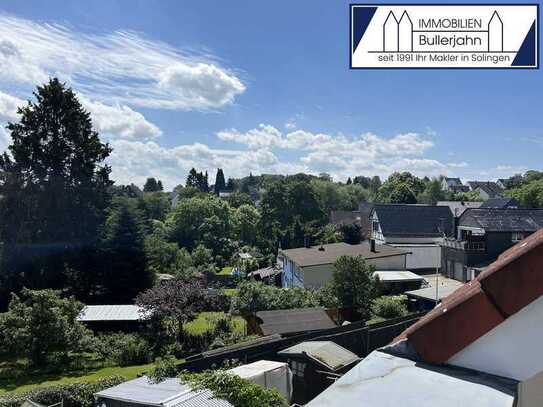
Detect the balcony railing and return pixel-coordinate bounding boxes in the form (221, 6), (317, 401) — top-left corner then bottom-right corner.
(442, 238), (486, 253)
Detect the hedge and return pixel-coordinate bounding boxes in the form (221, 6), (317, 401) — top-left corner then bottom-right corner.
(0, 376), (126, 407)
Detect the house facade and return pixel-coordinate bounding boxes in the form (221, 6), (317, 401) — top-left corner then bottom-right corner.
(441, 177), (469, 193)
(467, 181), (504, 199)
(370, 204), (453, 272)
(280, 241), (408, 288)
(441, 208), (543, 281)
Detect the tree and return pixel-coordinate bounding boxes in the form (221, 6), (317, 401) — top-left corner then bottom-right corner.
(340, 223), (363, 244)
(157, 180), (164, 191)
(103, 197), (153, 302)
(417, 179), (446, 205)
(166, 195), (231, 254)
(140, 192), (171, 221)
(186, 168), (209, 193)
(136, 279), (207, 351)
(0, 78), (112, 306)
(0, 289), (91, 367)
(371, 295), (408, 319)
(331, 255), (379, 320)
(346, 177), (352, 185)
(377, 172), (425, 204)
(214, 168), (226, 195)
(510, 180), (543, 208)
(143, 177), (160, 192)
(233, 204), (261, 246)
(178, 370), (288, 407)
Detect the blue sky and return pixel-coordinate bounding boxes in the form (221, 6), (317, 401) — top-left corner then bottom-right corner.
(0, 0), (541, 189)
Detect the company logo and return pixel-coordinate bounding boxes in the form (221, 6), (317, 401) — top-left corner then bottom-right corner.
(350, 4), (538, 68)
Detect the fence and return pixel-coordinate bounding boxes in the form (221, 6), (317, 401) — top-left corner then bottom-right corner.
(178, 311), (426, 372)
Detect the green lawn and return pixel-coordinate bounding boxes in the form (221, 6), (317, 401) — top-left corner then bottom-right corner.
(217, 266), (233, 276)
(0, 362), (154, 395)
(184, 312), (246, 336)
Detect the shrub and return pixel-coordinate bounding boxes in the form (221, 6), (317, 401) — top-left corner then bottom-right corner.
(0, 376), (125, 407)
(371, 295), (408, 319)
(93, 333), (152, 366)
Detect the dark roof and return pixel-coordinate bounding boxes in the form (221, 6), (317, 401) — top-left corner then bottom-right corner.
(373, 204), (454, 237)
(459, 208), (543, 232)
(444, 177), (462, 185)
(255, 307), (336, 336)
(437, 201), (483, 217)
(394, 228), (543, 365)
(468, 181), (504, 198)
(480, 197), (519, 209)
(280, 242), (408, 268)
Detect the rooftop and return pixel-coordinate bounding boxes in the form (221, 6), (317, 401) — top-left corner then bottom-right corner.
(279, 341), (359, 371)
(374, 270), (425, 283)
(395, 227), (543, 365)
(405, 283), (462, 302)
(255, 307), (336, 336)
(95, 376), (231, 407)
(437, 201), (482, 217)
(307, 350), (517, 407)
(373, 204), (454, 237)
(479, 197), (519, 209)
(459, 208), (543, 232)
(77, 305), (148, 322)
(467, 181), (504, 197)
(280, 241), (408, 268)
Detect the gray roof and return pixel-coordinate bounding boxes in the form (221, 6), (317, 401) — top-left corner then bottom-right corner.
(279, 341), (359, 371)
(373, 270), (425, 283)
(468, 181), (504, 198)
(95, 376), (232, 407)
(280, 242), (408, 268)
(437, 201), (483, 217)
(459, 209), (543, 232)
(256, 307), (336, 336)
(307, 350), (517, 407)
(480, 197), (519, 209)
(77, 305), (148, 322)
(373, 204), (454, 237)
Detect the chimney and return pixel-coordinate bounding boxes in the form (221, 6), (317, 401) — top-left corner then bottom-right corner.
(370, 239), (376, 253)
(304, 235), (311, 248)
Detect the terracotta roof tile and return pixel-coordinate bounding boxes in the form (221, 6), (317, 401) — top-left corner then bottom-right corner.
(394, 228), (543, 364)
(478, 228), (543, 316)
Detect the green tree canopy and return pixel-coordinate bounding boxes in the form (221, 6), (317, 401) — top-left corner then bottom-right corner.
(331, 255), (379, 320)
(0, 78), (112, 306)
(0, 288), (91, 367)
(214, 168), (226, 194)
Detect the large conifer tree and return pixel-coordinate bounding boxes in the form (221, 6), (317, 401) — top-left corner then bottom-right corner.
(0, 78), (112, 305)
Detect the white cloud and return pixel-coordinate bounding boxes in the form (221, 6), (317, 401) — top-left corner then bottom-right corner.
(0, 14), (245, 110)
(0, 125), (10, 152)
(0, 91), (24, 121)
(80, 97), (162, 141)
(106, 140), (307, 190)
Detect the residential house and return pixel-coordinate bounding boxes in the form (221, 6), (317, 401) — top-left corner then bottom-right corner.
(441, 208), (543, 282)
(308, 229), (543, 406)
(278, 341), (359, 404)
(329, 202), (375, 238)
(370, 204), (453, 272)
(441, 177), (469, 193)
(467, 181), (504, 199)
(480, 197), (519, 209)
(280, 241), (409, 288)
(77, 305), (148, 332)
(246, 307), (336, 336)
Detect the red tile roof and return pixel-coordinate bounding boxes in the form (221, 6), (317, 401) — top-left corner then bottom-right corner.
(394, 227), (543, 364)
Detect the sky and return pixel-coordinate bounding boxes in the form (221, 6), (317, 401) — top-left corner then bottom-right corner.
(0, 0), (541, 190)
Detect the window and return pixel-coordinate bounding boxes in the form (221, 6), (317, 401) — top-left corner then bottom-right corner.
(512, 232), (524, 242)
